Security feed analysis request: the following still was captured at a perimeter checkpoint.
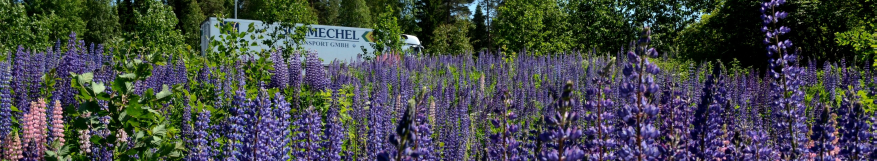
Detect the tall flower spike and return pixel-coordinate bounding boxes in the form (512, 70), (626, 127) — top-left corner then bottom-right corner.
(270, 48), (289, 88)
(271, 93), (291, 160)
(3, 132), (23, 161)
(50, 100), (64, 148)
(616, 27), (661, 161)
(538, 81), (585, 161)
(78, 112), (92, 154)
(188, 109), (212, 160)
(0, 61), (12, 140)
(22, 99), (48, 160)
(323, 92), (344, 160)
(305, 50), (328, 91)
(294, 106), (322, 160)
(808, 104), (838, 160)
(762, 0), (808, 159)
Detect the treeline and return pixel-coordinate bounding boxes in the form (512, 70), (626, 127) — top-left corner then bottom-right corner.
(1, 0), (875, 68)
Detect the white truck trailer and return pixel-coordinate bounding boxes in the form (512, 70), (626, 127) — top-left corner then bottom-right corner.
(200, 17), (423, 64)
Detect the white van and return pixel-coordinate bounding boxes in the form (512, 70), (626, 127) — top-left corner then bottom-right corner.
(200, 17), (424, 64)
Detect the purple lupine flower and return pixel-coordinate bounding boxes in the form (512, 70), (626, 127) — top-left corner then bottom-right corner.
(809, 104), (838, 160)
(181, 99), (194, 151)
(377, 99), (419, 161)
(12, 46), (31, 115)
(690, 64), (716, 159)
(704, 68), (738, 160)
(323, 92), (344, 160)
(487, 89), (524, 161)
(288, 51), (302, 91)
(868, 113), (877, 159)
(294, 106), (322, 160)
(305, 51), (328, 91)
(0, 61), (12, 140)
(226, 90), (249, 160)
(188, 109), (212, 161)
(537, 81), (585, 161)
(582, 58), (619, 161)
(368, 96), (390, 159)
(659, 81), (691, 160)
(271, 93), (291, 160)
(837, 87), (871, 160)
(615, 27), (661, 160)
(762, 0), (810, 159)
(270, 49), (289, 88)
(253, 89), (277, 160)
(413, 105), (435, 160)
(824, 62), (835, 99)
(54, 33), (85, 112)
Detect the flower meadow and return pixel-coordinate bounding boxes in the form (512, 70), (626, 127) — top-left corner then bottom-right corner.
(0, 1), (876, 161)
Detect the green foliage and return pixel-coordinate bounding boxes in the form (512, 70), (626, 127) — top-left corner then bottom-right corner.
(471, 4), (488, 52)
(566, 0), (635, 52)
(621, 0), (718, 49)
(0, 0), (51, 52)
(835, 23), (877, 64)
(84, 0), (120, 44)
(23, 0), (88, 43)
(67, 52), (185, 160)
(675, 0), (764, 68)
(124, 0), (186, 54)
(315, 0), (342, 25)
(414, 0), (446, 48)
(197, 0), (226, 17)
(429, 18), (473, 55)
(339, 0), (373, 28)
(494, 0), (571, 56)
(178, 0), (207, 49)
(256, 0), (317, 52)
(208, 16), (263, 65)
(397, 0), (420, 35)
(785, 0), (877, 63)
(371, 6), (404, 55)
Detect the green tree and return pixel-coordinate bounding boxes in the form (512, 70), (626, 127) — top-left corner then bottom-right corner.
(430, 17), (473, 55)
(257, 0), (317, 51)
(84, 0), (121, 44)
(240, 0), (267, 19)
(415, 0), (447, 48)
(126, 0), (186, 53)
(620, 0), (719, 49)
(397, 0), (420, 34)
(199, 0), (226, 17)
(494, 0), (570, 55)
(0, 0), (53, 52)
(371, 5), (404, 55)
(167, 0), (207, 49)
(675, 0), (763, 68)
(566, 0), (634, 52)
(339, 0), (372, 28)
(785, 0), (877, 64)
(479, 0), (501, 51)
(836, 23), (877, 63)
(20, 0), (88, 44)
(118, 0), (140, 33)
(314, 0), (341, 25)
(471, 4), (487, 51)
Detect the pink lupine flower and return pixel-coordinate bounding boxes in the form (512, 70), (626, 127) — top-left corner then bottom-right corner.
(51, 100), (64, 147)
(3, 132), (23, 160)
(79, 111), (92, 153)
(22, 99), (48, 158)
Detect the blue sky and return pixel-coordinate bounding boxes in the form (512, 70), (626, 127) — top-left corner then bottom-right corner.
(468, 3), (478, 18)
